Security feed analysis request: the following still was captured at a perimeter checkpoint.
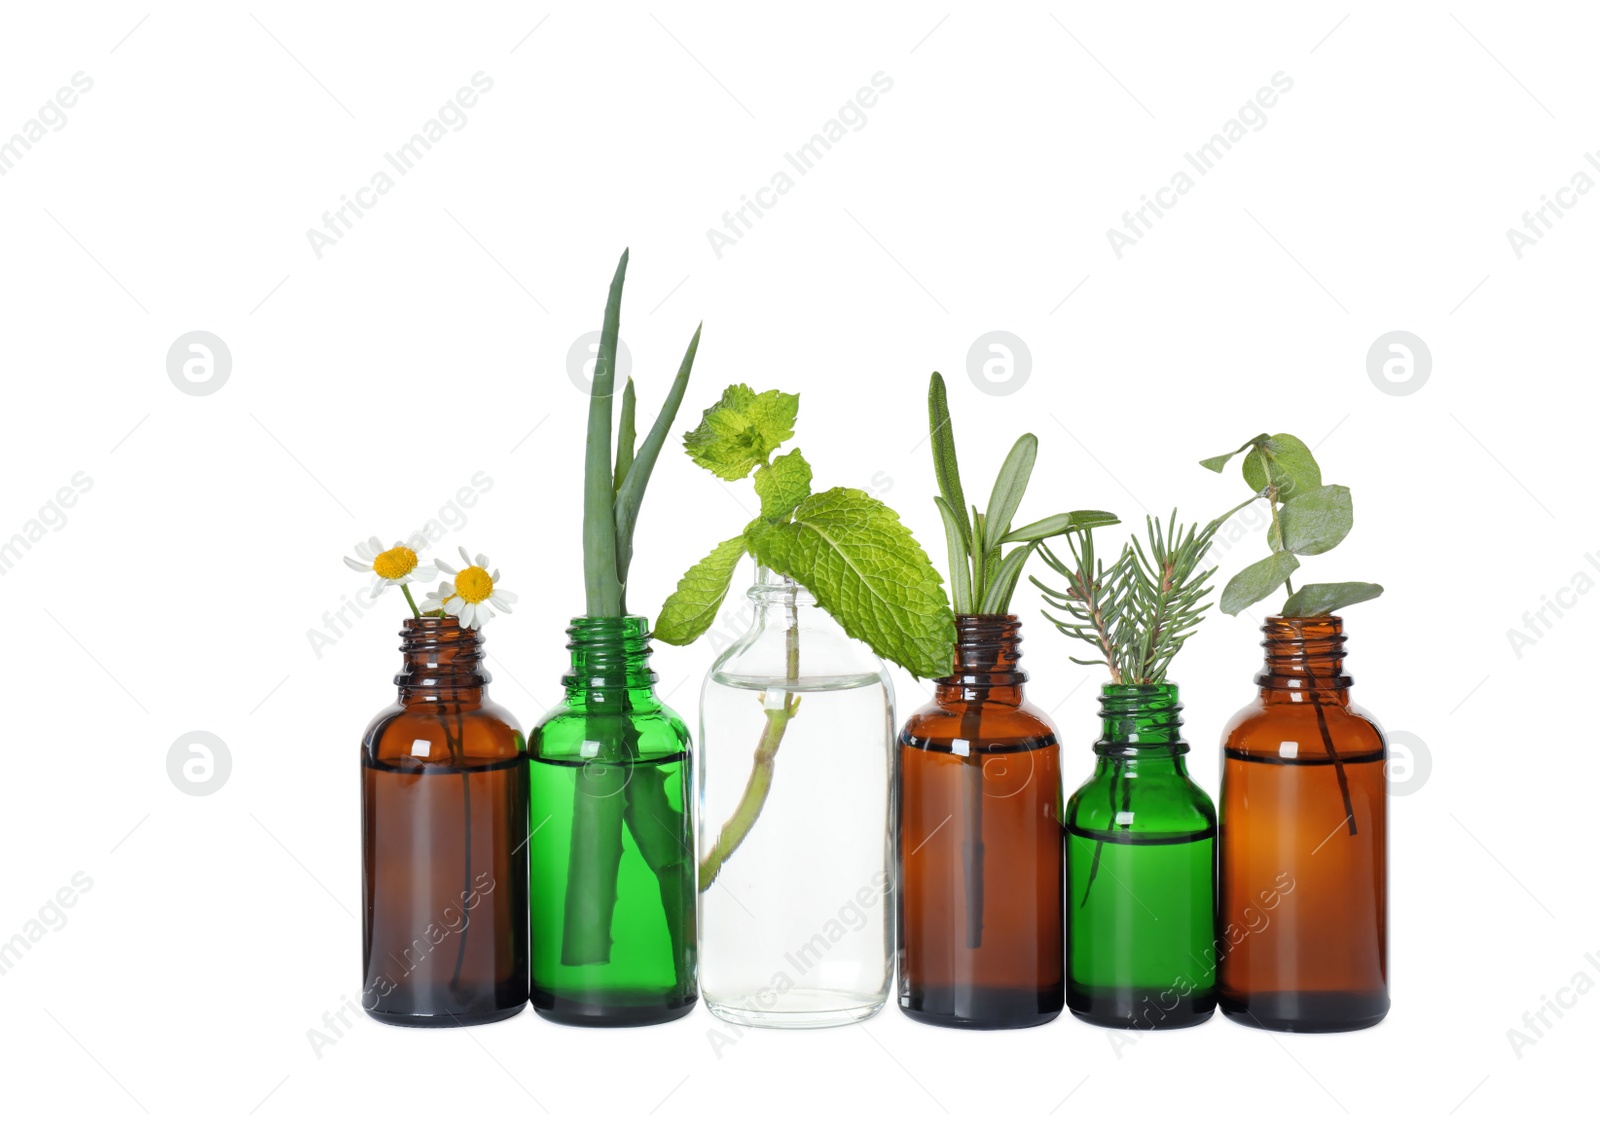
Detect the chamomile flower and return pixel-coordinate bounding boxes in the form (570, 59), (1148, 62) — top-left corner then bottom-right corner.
(423, 547), (517, 630)
(343, 535), (438, 596)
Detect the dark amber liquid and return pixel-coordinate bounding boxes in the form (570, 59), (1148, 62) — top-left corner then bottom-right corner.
(899, 730), (1064, 1028)
(1218, 747), (1387, 1031)
(362, 757), (529, 1026)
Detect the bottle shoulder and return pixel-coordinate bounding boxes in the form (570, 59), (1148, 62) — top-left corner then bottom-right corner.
(363, 699), (525, 764)
(1066, 766), (1216, 833)
(531, 698), (692, 761)
(899, 695), (1059, 745)
(1222, 694), (1385, 757)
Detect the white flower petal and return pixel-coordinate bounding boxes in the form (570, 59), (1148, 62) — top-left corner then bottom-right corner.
(435, 558), (456, 575)
(445, 596), (466, 616)
(489, 593), (511, 613)
(367, 536), (384, 555)
(475, 553), (488, 568)
(459, 546), (472, 567)
(411, 565), (438, 583)
(491, 568), (501, 582)
(419, 596), (443, 611)
(343, 556), (370, 572)
(496, 588), (518, 604)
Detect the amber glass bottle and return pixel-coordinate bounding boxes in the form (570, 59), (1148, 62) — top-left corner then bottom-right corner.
(899, 615), (1064, 1029)
(361, 617), (529, 1026)
(1218, 615), (1388, 1032)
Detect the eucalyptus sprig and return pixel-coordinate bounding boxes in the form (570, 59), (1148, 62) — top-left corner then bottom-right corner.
(1199, 433), (1383, 617)
(927, 372), (1118, 614)
(1034, 510), (1225, 684)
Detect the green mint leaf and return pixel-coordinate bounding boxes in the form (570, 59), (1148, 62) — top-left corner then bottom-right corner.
(1282, 582), (1384, 617)
(655, 535), (748, 645)
(1268, 484), (1352, 556)
(745, 487), (955, 678)
(1200, 434), (1269, 474)
(1220, 551), (1300, 615)
(683, 383), (799, 481)
(753, 448), (813, 520)
(1242, 433), (1321, 501)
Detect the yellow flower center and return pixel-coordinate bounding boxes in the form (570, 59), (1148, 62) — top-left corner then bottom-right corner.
(373, 546), (418, 580)
(455, 565), (494, 603)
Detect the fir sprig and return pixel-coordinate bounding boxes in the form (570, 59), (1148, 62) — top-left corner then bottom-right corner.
(1034, 511), (1222, 685)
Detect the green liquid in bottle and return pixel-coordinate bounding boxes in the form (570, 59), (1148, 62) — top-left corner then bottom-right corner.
(1067, 828), (1216, 1028)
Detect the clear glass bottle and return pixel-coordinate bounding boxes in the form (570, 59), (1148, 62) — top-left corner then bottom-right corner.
(1218, 615), (1388, 1032)
(898, 614), (1065, 1029)
(1066, 682), (1216, 1029)
(528, 616), (697, 1026)
(361, 616), (529, 1026)
(698, 568), (895, 1028)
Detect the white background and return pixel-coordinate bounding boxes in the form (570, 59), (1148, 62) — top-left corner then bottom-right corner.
(0, 2), (1593, 1124)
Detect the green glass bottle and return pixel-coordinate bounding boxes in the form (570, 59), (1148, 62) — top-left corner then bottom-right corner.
(1066, 682), (1216, 1029)
(529, 615), (696, 1026)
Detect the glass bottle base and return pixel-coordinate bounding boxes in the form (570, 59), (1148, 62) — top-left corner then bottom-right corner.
(365, 1000), (527, 1028)
(1068, 985), (1214, 1030)
(532, 988), (697, 1027)
(899, 985), (1063, 1030)
(1220, 990), (1388, 1033)
(706, 990), (885, 1029)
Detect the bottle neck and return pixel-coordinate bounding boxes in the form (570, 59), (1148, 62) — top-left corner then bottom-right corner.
(395, 617), (488, 707)
(1093, 681), (1188, 770)
(1258, 616), (1351, 704)
(935, 615), (1026, 708)
(562, 615), (659, 708)
(750, 569), (818, 631)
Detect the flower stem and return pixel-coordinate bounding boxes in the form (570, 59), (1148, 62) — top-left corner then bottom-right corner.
(400, 583), (421, 618)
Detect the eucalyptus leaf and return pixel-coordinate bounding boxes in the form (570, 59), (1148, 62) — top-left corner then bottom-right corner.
(1199, 434), (1269, 474)
(1268, 484), (1352, 556)
(1282, 581), (1384, 617)
(1242, 433), (1321, 501)
(1220, 551), (1300, 615)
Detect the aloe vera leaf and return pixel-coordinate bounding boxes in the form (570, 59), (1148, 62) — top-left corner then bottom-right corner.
(584, 250), (628, 617)
(613, 378), (637, 496)
(560, 747), (628, 966)
(614, 323), (701, 590)
(622, 762), (695, 990)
